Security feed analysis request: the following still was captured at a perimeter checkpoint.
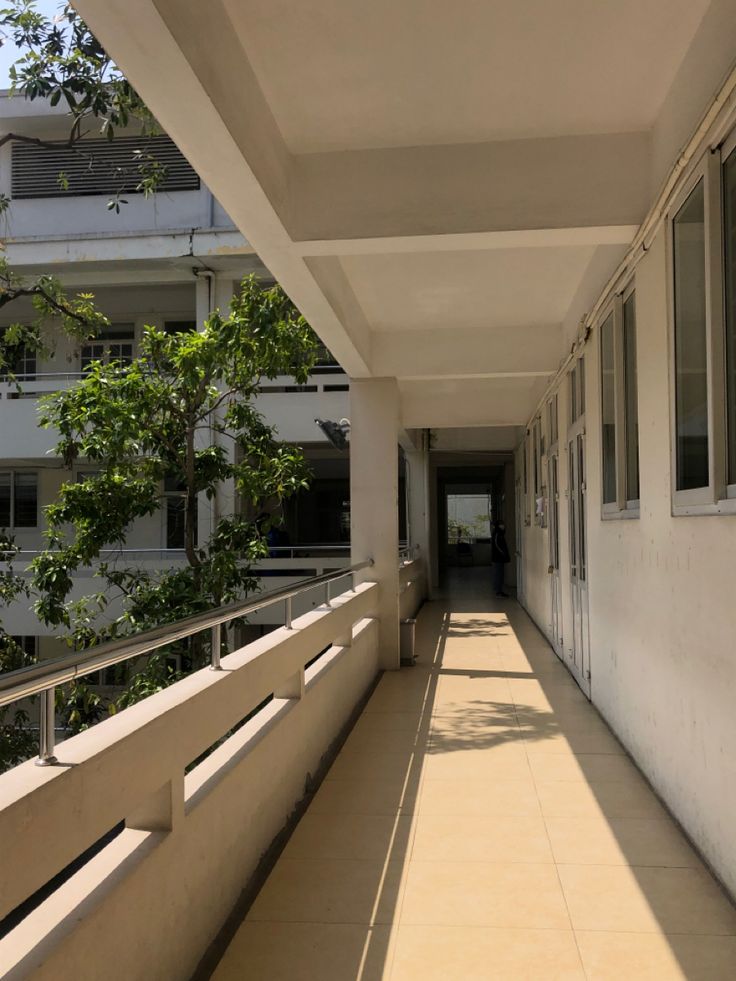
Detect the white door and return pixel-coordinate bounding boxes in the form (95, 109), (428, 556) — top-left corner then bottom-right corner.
(514, 476), (524, 600)
(548, 451), (563, 657)
(567, 430), (591, 696)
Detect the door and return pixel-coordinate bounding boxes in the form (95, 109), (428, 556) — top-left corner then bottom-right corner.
(514, 476), (524, 600)
(548, 451), (563, 657)
(567, 430), (591, 696)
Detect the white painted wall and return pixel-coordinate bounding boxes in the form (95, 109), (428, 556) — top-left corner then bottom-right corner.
(519, 225), (736, 897)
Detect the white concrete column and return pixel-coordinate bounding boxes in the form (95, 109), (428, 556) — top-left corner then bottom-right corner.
(196, 274), (237, 545)
(350, 378), (400, 669)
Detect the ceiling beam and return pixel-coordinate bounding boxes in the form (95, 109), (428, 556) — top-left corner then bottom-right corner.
(293, 225), (639, 257)
(373, 324), (562, 380)
(291, 133), (650, 244)
(400, 377), (550, 429)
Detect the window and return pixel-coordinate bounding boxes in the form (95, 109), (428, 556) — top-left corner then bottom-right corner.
(666, 145), (736, 512)
(600, 311), (617, 505)
(164, 476), (195, 549)
(623, 292), (640, 501)
(723, 144), (736, 488)
(598, 289), (640, 515)
(570, 357), (585, 424)
(673, 180), (708, 493)
(1, 344), (36, 381)
(0, 472), (38, 528)
(548, 394), (559, 447)
(163, 320), (196, 335)
(81, 326), (135, 373)
(11, 636), (37, 659)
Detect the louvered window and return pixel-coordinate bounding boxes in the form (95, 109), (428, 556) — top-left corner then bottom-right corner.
(11, 135), (200, 200)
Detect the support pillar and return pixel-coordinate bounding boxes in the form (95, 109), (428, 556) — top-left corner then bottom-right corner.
(350, 378), (400, 669)
(196, 274), (238, 545)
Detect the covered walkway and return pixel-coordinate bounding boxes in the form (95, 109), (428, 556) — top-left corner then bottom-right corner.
(211, 570), (736, 979)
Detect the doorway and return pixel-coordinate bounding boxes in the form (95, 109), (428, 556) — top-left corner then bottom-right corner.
(566, 359), (591, 696)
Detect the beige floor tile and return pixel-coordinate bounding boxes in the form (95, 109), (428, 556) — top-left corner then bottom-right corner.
(536, 779), (666, 819)
(575, 930), (736, 980)
(411, 812), (553, 863)
(213, 587), (736, 980)
(545, 816), (700, 867)
(342, 726), (432, 756)
(421, 744), (532, 781)
(390, 925), (585, 980)
(326, 749), (422, 783)
(429, 722), (524, 754)
(364, 686), (432, 713)
(435, 675), (513, 700)
(309, 775), (420, 816)
(351, 711), (432, 734)
(283, 812), (416, 864)
(248, 858), (407, 925)
(558, 864), (736, 934)
(400, 860), (571, 929)
(212, 921), (394, 981)
(418, 777), (541, 817)
(439, 650), (508, 671)
(430, 699), (521, 726)
(519, 724), (625, 756)
(527, 751), (644, 785)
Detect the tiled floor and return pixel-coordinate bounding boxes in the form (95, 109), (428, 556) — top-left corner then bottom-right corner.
(212, 571), (736, 980)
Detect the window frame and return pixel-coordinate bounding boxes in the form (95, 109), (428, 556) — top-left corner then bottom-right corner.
(720, 128), (736, 501)
(666, 150), (729, 515)
(0, 470), (38, 529)
(598, 285), (640, 519)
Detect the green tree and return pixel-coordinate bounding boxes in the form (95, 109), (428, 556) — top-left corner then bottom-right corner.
(30, 276), (316, 711)
(0, 536), (37, 770)
(0, 3), (317, 739)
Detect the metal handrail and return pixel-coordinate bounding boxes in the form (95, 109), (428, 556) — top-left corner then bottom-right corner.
(0, 559), (372, 766)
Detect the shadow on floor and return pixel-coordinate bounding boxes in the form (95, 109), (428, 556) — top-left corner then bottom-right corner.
(209, 568), (736, 980)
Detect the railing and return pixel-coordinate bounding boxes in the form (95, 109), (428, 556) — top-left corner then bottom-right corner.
(0, 369), (350, 399)
(0, 560), (372, 767)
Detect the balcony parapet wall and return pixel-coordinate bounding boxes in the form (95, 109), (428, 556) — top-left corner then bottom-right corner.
(0, 580), (379, 979)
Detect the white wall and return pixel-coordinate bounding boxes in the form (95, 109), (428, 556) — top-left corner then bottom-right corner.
(0, 142), (236, 240)
(519, 225), (736, 898)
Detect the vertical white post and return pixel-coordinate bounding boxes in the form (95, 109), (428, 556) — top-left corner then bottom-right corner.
(196, 275), (238, 546)
(350, 378), (401, 669)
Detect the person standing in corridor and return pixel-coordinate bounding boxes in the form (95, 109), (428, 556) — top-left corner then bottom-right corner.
(491, 518), (510, 598)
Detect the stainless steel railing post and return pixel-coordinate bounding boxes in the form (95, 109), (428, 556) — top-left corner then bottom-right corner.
(325, 581), (331, 607)
(0, 559), (375, 711)
(36, 688), (57, 766)
(211, 623), (222, 670)
(285, 596), (293, 629)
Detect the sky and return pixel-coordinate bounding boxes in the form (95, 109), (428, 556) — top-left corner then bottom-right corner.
(0, 0), (64, 88)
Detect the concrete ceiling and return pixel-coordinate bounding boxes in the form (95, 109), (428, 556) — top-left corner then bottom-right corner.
(74, 0), (730, 448)
(227, 0), (709, 152)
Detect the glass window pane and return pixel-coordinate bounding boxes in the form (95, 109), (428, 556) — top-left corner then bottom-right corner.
(724, 149), (736, 484)
(600, 313), (616, 504)
(0, 473), (10, 527)
(166, 496), (186, 549)
(14, 473), (37, 527)
(673, 180), (709, 490)
(578, 359), (585, 417)
(623, 293), (640, 501)
(570, 369), (577, 423)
